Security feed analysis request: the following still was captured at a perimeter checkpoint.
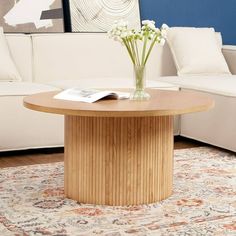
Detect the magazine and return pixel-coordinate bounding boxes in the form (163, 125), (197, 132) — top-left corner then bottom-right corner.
(54, 88), (130, 103)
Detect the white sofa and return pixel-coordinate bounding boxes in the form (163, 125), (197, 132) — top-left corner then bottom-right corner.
(0, 33), (179, 152)
(156, 45), (236, 152)
(0, 33), (236, 152)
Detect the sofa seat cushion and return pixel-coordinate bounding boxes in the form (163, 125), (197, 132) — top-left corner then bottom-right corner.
(0, 82), (58, 96)
(156, 75), (236, 97)
(46, 78), (179, 90)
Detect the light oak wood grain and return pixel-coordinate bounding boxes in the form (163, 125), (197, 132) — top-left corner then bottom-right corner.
(24, 89), (214, 117)
(64, 115), (173, 206)
(23, 89), (214, 206)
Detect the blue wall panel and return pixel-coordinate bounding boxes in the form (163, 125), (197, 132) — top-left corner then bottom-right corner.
(140, 0), (236, 45)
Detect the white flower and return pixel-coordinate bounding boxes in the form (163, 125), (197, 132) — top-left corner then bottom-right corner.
(148, 33), (155, 40)
(109, 19), (167, 65)
(121, 32), (128, 38)
(142, 20), (155, 26)
(161, 29), (168, 38)
(137, 33), (143, 41)
(115, 30), (121, 36)
(161, 23), (169, 30)
(141, 25), (146, 30)
(127, 31), (134, 37)
(148, 23), (156, 31)
(154, 28), (160, 34)
(142, 20), (156, 31)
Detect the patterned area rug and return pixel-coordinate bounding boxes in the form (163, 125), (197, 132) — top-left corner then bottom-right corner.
(0, 147), (235, 236)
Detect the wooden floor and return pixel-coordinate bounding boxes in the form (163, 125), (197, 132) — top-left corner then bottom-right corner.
(0, 137), (206, 168)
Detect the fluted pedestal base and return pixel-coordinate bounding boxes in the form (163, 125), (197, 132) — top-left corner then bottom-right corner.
(64, 115), (173, 206)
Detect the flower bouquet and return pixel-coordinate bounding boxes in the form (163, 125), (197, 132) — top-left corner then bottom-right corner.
(109, 20), (168, 100)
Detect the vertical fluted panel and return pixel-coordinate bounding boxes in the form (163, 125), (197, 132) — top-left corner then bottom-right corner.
(64, 115), (173, 206)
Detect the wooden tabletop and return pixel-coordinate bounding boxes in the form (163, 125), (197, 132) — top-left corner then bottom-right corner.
(23, 89), (214, 117)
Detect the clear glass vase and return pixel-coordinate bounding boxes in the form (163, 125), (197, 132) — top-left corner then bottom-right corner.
(130, 65), (151, 100)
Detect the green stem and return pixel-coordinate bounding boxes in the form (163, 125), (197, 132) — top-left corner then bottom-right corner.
(144, 34), (158, 66)
(141, 35), (148, 66)
(129, 39), (138, 65)
(134, 40), (140, 66)
(122, 38), (135, 64)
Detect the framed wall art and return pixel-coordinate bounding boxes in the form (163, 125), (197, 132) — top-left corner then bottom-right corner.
(0, 0), (65, 33)
(64, 0), (141, 32)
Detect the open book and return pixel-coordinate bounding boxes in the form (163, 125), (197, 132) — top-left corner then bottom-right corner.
(54, 88), (130, 103)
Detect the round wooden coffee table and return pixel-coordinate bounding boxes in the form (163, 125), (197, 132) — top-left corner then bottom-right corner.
(24, 89), (214, 206)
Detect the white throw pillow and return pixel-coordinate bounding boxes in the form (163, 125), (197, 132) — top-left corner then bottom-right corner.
(167, 27), (231, 76)
(0, 27), (22, 81)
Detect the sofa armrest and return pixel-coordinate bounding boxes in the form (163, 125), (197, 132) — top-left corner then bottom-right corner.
(222, 45), (236, 75)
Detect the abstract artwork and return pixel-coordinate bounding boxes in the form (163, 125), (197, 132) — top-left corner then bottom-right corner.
(0, 0), (65, 33)
(67, 0), (141, 32)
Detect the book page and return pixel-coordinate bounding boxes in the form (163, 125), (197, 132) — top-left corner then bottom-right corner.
(54, 88), (130, 103)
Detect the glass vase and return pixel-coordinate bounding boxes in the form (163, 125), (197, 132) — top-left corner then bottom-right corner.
(130, 65), (151, 100)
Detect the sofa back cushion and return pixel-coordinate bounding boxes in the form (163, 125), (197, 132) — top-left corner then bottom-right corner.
(0, 29), (23, 82)
(222, 46), (236, 75)
(32, 33), (177, 83)
(5, 34), (32, 82)
(167, 27), (231, 76)
(4, 33), (234, 84)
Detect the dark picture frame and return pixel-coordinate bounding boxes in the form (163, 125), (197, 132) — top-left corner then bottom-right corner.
(62, 0), (72, 32)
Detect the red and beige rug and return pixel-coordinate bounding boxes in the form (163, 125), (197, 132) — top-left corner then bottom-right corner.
(0, 147), (235, 236)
